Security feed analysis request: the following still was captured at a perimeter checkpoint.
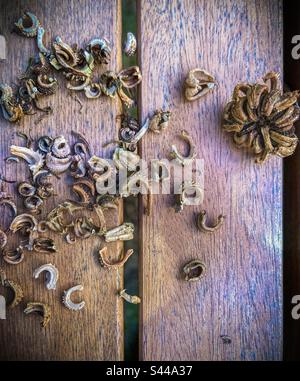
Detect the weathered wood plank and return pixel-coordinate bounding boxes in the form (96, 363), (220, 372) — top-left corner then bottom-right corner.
(138, 0), (283, 360)
(0, 0), (123, 360)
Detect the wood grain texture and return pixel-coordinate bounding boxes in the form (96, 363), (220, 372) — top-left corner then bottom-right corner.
(283, 0), (300, 361)
(0, 0), (124, 360)
(138, 0), (283, 361)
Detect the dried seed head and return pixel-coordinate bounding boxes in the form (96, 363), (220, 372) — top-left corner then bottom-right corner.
(223, 72), (300, 163)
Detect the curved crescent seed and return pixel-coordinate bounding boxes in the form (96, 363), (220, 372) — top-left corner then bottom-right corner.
(62, 285), (85, 311)
(24, 302), (51, 328)
(197, 210), (225, 233)
(170, 130), (197, 165)
(33, 263), (59, 290)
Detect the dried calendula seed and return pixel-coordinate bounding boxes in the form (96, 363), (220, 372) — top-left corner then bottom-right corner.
(32, 238), (57, 254)
(4, 279), (24, 308)
(46, 153), (72, 175)
(0, 269), (24, 308)
(33, 263), (59, 290)
(104, 223), (134, 242)
(118, 66), (142, 89)
(123, 32), (137, 57)
(18, 182), (36, 197)
(149, 110), (171, 134)
(24, 195), (43, 212)
(119, 289), (141, 304)
(37, 26), (51, 56)
(0, 198), (17, 222)
(93, 204), (107, 232)
(37, 136), (53, 153)
(170, 130), (197, 165)
(118, 114), (140, 143)
(10, 213), (38, 233)
(62, 285), (85, 311)
(2, 246), (24, 265)
(10, 145), (44, 175)
(24, 302), (51, 328)
(99, 247), (134, 269)
(88, 38), (111, 64)
(223, 72), (300, 163)
(51, 136), (71, 159)
(72, 178), (95, 204)
(183, 260), (206, 282)
(185, 68), (216, 101)
(74, 217), (98, 239)
(197, 210), (225, 233)
(96, 194), (118, 210)
(84, 83), (102, 99)
(130, 118), (150, 144)
(0, 84), (23, 122)
(65, 232), (76, 245)
(15, 12), (40, 37)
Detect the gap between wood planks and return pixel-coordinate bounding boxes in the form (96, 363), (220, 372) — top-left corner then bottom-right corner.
(122, 0), (139, 361)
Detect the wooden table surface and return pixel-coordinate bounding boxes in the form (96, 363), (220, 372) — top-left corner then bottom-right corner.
(138, 0), (283, 361)
(0, 0), (124, 361)
(0, 0), (285, 361)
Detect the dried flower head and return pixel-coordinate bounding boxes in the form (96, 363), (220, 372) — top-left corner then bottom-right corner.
(223, 72), (300, 163)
